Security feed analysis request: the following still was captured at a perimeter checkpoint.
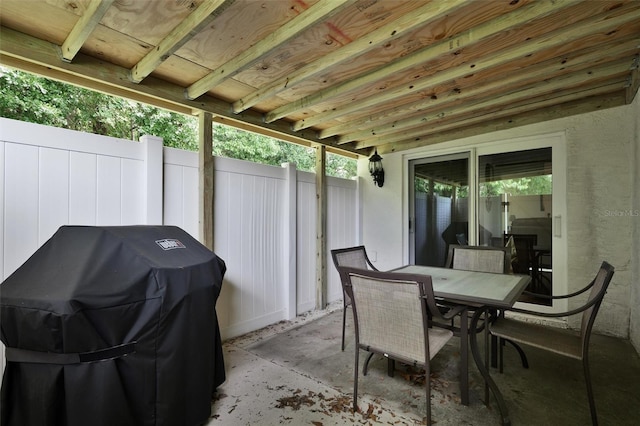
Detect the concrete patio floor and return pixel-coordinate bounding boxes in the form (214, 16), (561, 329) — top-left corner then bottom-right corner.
(207, 303), (640, 425)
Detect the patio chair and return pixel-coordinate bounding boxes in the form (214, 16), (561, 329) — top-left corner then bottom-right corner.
(441, 245), (529, 374)
(330, 246), (378, 351)
(338, 267), (462, 425)
(490, 261), (615, 426)
(445, 244), (511, 274)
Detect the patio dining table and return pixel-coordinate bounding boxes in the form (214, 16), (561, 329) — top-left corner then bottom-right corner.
(392, 265), (531, 426)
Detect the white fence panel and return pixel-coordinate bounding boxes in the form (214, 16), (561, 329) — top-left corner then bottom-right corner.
(0, 118), (154, 279)
(326, 176), (359, 302)
(213, 157), (291, 338)
(296, 171), (317, 314)
(163, 147), (199, 239)
(0, 117), (359, 354)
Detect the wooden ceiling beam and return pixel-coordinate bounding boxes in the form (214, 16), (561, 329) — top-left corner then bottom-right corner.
(292, 1), (638, 132)
(357, 80), (626, 151)
(130, 0), (235, 83)
(345, 60), (631, 146)
(186, 0), (354, 100)
(373, 91), (627, 155)
(231, 0), (467, 113)
(264, 0), (577, 125)
(60, 0), (115, 62)
(321, 38), (640, 141)
(0, 26), (362, 158)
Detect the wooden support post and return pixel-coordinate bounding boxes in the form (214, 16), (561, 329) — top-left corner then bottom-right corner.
(315, 145), (327, 310)
(199, 111), (214, 250)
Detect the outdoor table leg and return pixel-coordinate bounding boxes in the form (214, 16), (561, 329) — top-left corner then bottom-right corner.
(490, 308), (498, 368)
(460, 306), (469, 406)
(470, 307), (512, 426)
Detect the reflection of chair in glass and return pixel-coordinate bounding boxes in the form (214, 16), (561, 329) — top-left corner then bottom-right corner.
(491, 261), (615, 426)
(504, 233), (536, 274)
(338, 267), (458, 425)
(504, 233), (547, 292)
(330, 246), (378, 351)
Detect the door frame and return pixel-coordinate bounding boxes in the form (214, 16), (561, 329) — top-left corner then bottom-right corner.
(403, 131), (567, 314)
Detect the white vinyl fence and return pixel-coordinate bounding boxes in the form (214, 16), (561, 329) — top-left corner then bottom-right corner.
(0, 117), (359, 367)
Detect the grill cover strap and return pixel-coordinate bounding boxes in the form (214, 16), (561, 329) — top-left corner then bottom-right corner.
(5, 342), (136, 364)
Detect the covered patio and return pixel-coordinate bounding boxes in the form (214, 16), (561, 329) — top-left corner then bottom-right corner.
(210, 305), (640, 425)
(1, 1), (639, 424)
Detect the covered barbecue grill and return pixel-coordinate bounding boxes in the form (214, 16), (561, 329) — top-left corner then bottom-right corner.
(0, 225), (226, 426)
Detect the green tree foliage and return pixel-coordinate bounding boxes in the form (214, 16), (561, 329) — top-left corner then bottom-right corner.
(415, 175), (551, 198)
(0, 67), (198, 148)
(480, 176), (552, 196)
(0, 67), (356, 178)
(212, 124), (315, 171)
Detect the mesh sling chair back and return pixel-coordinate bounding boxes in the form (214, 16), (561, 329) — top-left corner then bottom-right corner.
(490, 261), (615, 426)
(445, 244), (511, 274)
(331, 246), (378, 351)
(338, 267), (456, 425)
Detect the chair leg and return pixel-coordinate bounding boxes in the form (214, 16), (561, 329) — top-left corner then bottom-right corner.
(353, 347), (359, 412)
(499, 337), (504, 374)
(363, 352), (375, 376)
(498, 339), (529, 373)
(425, 358), (432, 425)
(583, 357), (598, 426)
(342, 305), (347, 351)
(505, 339), (529, 369)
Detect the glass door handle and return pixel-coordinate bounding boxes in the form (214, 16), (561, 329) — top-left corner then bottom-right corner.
(553, 215), (562, 237)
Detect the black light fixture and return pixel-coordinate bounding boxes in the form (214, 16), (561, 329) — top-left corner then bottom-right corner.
(368, 149), (384, 187)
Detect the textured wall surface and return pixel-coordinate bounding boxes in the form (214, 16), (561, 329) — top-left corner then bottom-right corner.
(630, 95), (640, 352)
(564, 105), (634, 337)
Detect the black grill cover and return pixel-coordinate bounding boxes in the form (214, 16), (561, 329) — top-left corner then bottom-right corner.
(0, 225), (226, 426)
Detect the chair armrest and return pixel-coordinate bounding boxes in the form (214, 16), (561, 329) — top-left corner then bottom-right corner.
(435, 303), (467, 322)
(366, 259), (379, 271)
(505, 290), (605, 318)
(522, 278), (595, 300)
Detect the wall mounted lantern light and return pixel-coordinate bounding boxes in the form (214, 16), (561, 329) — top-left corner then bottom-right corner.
(368, 149), (384, 187)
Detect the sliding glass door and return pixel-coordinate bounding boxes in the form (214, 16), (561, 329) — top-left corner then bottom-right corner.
(408, 134), (566, 309)
(478, 148), (553, 304)
(409, 153), (469, 267)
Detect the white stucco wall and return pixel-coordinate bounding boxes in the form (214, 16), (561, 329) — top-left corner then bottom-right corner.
(360, 96), (639, 341)
(631, 94), (640, 352)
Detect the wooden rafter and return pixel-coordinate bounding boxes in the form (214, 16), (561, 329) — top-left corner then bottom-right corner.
(321, 38), (640, 141)
(186, 0), (354, 100)
(130, 0), (236, 83)
(60, 0), (115, 62)
(344, 60), (632, 147)
(375, 91), (626, 154)
(290, 0), (635, 133)
(356, 78), (628, 150)
(231, 0), (467, 113)
(294, 2), (634, 147)
(265, 0), (578, 125)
